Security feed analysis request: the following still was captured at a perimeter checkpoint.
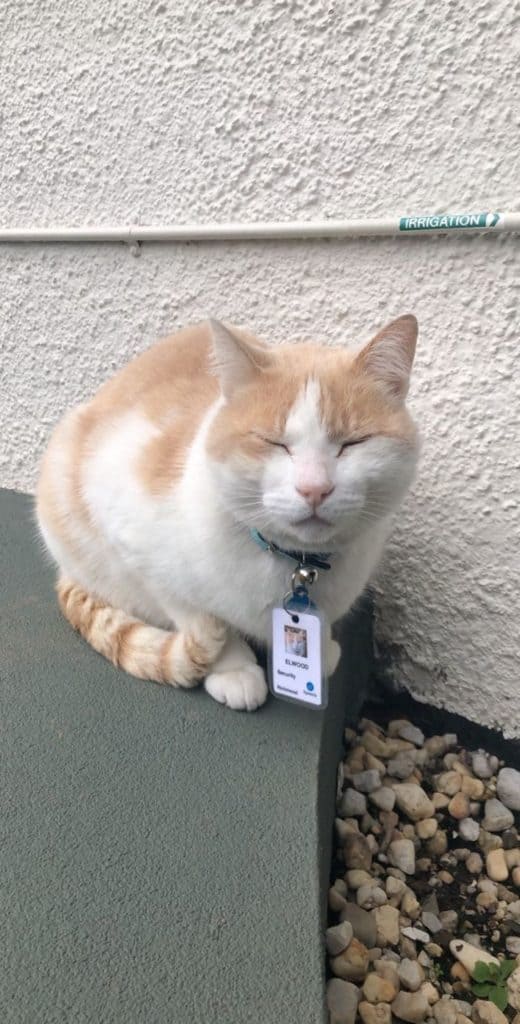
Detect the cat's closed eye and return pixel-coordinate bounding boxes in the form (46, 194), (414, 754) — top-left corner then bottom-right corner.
(258, 436), (290, 452)
(338, 436), (372, 455)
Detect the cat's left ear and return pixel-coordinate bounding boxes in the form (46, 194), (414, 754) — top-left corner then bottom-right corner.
(356, 314), (418, 401)
(209, 319), (270, 398)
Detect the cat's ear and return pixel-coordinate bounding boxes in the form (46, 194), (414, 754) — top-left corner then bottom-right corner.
(356, 314), (418, 401)
(209, 319), (269, 397)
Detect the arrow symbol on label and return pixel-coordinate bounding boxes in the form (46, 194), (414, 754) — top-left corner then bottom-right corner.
(487, 212), (500, 228)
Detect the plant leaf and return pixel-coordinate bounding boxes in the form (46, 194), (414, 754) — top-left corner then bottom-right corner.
(487, 963), (500, 982)
(499, 960), (517, 980)
(471, 983), (492, 997)
(489, 985), (508, 1011)
(473, 963), (492, 983)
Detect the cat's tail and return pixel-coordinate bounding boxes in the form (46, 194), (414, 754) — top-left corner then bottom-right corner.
(56, 576), (227, 686)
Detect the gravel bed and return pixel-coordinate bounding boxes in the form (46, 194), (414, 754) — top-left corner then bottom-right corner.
(326, 708), (520, 1024)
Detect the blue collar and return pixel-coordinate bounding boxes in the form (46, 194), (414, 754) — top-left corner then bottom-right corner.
(249, 528), (332, 571)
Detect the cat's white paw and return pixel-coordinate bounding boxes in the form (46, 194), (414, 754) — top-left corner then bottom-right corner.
(204, 664), (268, 712)
(326, 638), (342, 676)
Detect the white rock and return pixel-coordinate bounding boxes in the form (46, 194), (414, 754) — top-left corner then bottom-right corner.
(388, 839), (416, 875)
(326, 921), (354, 956)
(422, 912), (442, 934)
(388, 754), (416, 780)
(473, 999), (509, 1024)
(352, 769), (382, 793)
(370, 787), (396, 812)
(398, 723), (425, 747)
(497, 767), (520, 811)
(472, 752), (494, 779)
(357, 884), (387, 910)
(326, 978), (361, 1024)
(399, 957), (425, 991)
(458, 817), (480, 842)
(448, 939), (499, 978)
(394, 784), (435, 821)
(482, 797), (515, 832)
(391, 990), (429, 1023)
(508, 967), (520, 1011)
(401, 926), (430, 943)
(341, 788), (368, 817)
(433, 1000), (458, 1024)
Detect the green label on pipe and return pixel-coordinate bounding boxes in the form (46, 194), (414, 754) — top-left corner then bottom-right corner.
(399, 212), (500, 231)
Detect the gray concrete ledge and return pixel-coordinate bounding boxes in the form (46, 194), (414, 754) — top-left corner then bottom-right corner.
(1, 488), (373, 1024)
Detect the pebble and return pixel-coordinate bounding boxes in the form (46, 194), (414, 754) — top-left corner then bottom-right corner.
(340, 904), (378, 949)
(447, 793), (470, 820)
(425, 832), (448, 858)
(506, 848), (520, 868)
(439, 910), (458, 931)
(472, 752), (495, 779)
(421, 982), (440, 1005)
(472, 999), (509, 1024)
(401, 926), (430, 943)
(506, 936), (520, 954)
(398, 723), (426, 747)
(373, 905), (400, 946)
(486, 848), (509, 881)
(417, 818), (438, 840)
(433, 1000), (458, 1024)
(449, 939), (499, 977)
(466, 852), (483, 874)
(357, 884), (387, 910)
(394, 784), (436, 821)
(497, 767), (520, 810)
(330, 887), (348, 912)
(508, 968), (520, 1011)
(362, 973), (398, 1003)
(326, 921), (354, 956)
(482, 797), (515, 832)
(401, 891), (421, 919)
(389, 838), (416, 875)
(391, 990), (430, 1023)
(432, 792), (450, 810)
(399, 957), (425, 992)
(341, 788), (368, 817)
(436, 772), (463, 796)
(388, 754), (417, 779)
(330, 937), (370, 982)
(479, 830), (503, 854)
(326, 978), (361, 1024)
(422, 912), (443, 934)
(346, 869), (374, 889)
(460, 775), (485, 800)
(458, 818), (480, 842)
(386, 876), (406, 899)
(344, 833), (373, 871)
(359, 1002), (392, 1024)
(370, 787), (396, 812)
(353, 769), (383, 794)
(374, 959), (400, 986)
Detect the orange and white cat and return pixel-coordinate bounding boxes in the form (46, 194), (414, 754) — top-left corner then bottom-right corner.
(36, 316), (419, 711)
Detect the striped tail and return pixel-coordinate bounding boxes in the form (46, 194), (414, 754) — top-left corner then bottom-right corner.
(56, 576), (227, 687)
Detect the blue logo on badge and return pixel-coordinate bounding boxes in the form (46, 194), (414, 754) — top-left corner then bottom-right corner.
(306, 681), (314, 692)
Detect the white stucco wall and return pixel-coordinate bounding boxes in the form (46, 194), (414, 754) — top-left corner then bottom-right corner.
(2, 0), (520, 733)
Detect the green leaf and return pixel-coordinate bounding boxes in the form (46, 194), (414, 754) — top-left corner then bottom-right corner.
(487, 963), (500, 982)
(471, 983), (492, 997)
(489, 985), (508, 1011)
(473, 963), (492, 983)
(499, 960), (517, 980)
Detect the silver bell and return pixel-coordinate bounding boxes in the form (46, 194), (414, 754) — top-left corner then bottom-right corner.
(291, 565), (318, 590)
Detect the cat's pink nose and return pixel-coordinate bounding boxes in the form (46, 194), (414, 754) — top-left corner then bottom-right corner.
(296, 483), (335, 508)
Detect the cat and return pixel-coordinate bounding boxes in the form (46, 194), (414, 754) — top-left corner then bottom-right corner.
(36, 315), (419, 712)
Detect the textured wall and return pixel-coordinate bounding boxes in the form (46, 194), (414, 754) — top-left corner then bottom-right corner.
(2, 0), (520, 732)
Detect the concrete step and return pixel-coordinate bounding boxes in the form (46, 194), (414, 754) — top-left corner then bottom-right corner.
(1, 488), (373, 1024)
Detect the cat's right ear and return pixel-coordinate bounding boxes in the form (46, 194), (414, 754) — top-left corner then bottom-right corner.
(209, 319), (269, 398)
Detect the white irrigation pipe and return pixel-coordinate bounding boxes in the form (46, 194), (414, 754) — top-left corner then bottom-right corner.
(0, 211), (519, 243)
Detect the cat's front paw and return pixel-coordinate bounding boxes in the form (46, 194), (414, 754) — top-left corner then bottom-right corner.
(204, 664), (268, 712)
(326, 638), (342, 677)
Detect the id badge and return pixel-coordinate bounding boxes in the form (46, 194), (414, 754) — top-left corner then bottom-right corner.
(269, 593), (328, 710)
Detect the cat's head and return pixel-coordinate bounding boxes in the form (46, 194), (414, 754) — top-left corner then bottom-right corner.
(206, 317), (419, 548)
